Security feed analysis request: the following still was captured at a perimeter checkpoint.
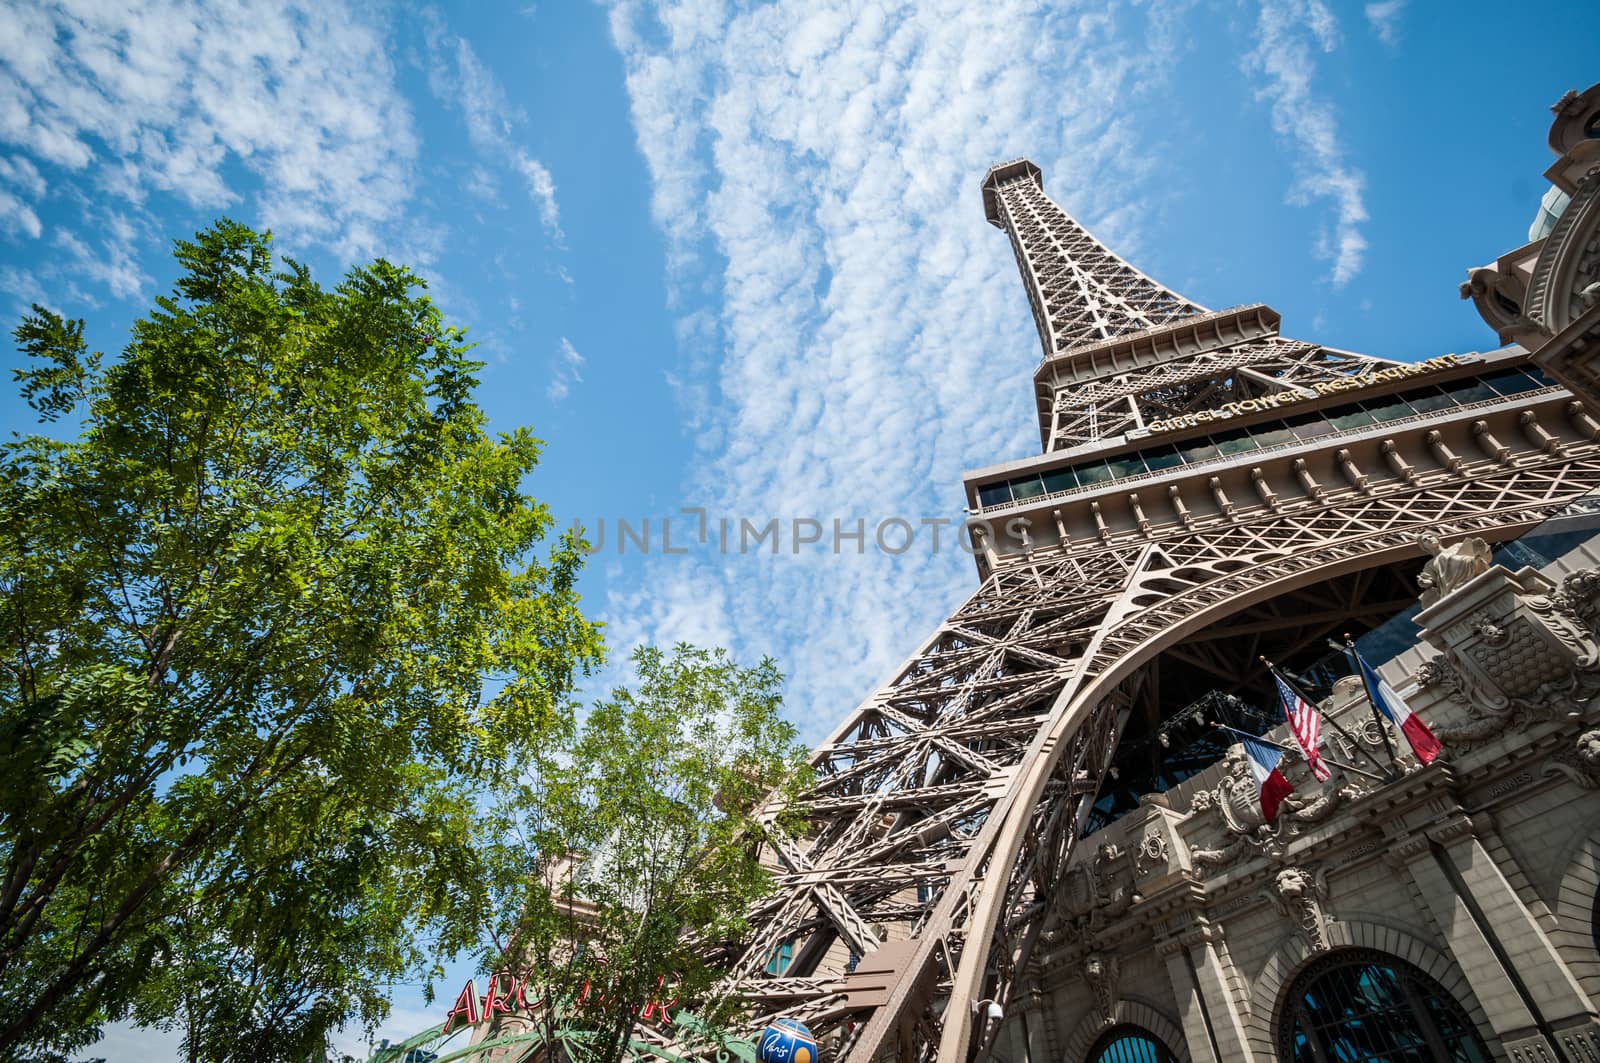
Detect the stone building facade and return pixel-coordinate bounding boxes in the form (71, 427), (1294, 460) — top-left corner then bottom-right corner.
(995, 529), (1600, 1063)
(986, 83), (1600, 1063)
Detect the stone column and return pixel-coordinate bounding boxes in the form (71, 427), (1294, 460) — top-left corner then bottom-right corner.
(1016, 987), (1052, 1063)
(1161, 939), (1218, 1063)
(1434, 817), (1600, 1057)
(1392, 816), (1600, 1061)
(1159, 921), (1256, 1063)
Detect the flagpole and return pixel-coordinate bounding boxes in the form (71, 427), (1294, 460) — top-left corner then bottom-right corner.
(1343, 634), (1404, 775)
(1260, 656), (1392, 777)
(1211, 723), (1387, 782)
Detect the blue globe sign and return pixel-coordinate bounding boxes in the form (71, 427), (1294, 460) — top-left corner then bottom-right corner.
(759, 1018), (819, 1063)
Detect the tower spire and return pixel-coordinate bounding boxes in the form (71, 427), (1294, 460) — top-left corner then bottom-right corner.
(982, 159), (1207, 358)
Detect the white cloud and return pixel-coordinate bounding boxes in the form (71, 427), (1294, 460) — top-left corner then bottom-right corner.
(446, 35), (520, 154)
(0, 187), (40, 238)
(98, 999), (449, 1062)
(0, 154), (46, 198)
(548, 336), (585, 402)
(465, 165), (502, 203)
(54, 214), (151, 301)
(95, 1019), (183, 1061)
(1364, 0), (1405, 46)
(1244, 0), (1370, 287)
(0, 0), (419, 279)
(601, 0), (1200, 739)
(425, 20), (564, 240)
(515, 152), (564, 240)
(0, 264), (48, 309)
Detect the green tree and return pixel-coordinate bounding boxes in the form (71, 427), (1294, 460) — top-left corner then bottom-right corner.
(0, 220), (603, 1061)
(466, 644), (811, 1063)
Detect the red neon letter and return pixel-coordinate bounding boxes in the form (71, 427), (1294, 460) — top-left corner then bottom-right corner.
(483, 972), (518, 1018)
(640, 975), (679, 1026)
(442, 979), (479, 1035)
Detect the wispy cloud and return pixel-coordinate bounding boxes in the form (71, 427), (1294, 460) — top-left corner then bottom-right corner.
(444, 34), (520, 154)
(425, 19), (564, 241)
(0, 155), (44, 238)
(1244, 0), (1370, 286)
(0, 0), (420, 291)
(601, 0), (1199, 738)
(1364, 0), (1405, 47)
(515, 152), (564, 242)
(548, 336), (585, 402)
(54, 213), (151, 302)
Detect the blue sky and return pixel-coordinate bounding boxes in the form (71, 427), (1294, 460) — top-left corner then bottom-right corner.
(2, 0), (1596, 1056)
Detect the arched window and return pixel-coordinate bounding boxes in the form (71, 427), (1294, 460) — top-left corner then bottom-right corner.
(1277, 948), (1489, 1062)
(1591, 880), (1600, 956)
(1087, 1023), (1178, 1063)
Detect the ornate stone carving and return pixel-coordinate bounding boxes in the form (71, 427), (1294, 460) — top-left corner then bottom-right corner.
(1543, 728), (1600, 790)
(1134, 824), (1170, 877)
(1269, 865), (1331, 952)
(1415, 655), (1472, 704)
(1082, 952), (1119, 1027)
(1182, 748), (1365, 880)
(1051, 841), (1134, 936)
(1416, 534), (1492, 607)
(1549, 567), (1600, 631)
(1418, 565), (1600, 751)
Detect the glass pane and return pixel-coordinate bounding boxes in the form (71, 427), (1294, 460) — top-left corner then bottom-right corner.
(1075, 461), (1114, 486)
(1107, 455), (1147, 479)
(1526, 366), (1558, 387)
(1177, 437), (1219, 463)
(1402, 386), (1456, 413)
(1213, 428), (1259, 455)
(1289, 414), (1335, 440)
(1328, 404), (1375, 429)
(1253, 422), (1296, 447)
(1482, 368), (1543, 395)
(977, 483), (1011, 508)
(1042, 469), (1077, 494)
(1362, 395), (1415, 421)
(1010, 475), (1045, 500)
(1447, 378), (1498, 404)
(1142, 445), (1183, 471)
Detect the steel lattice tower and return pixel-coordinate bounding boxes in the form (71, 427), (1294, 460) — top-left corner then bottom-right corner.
(658, 159), (1600, 1063)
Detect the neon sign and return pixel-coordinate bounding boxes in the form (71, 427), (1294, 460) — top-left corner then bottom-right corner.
(441, 972), (680, 1036)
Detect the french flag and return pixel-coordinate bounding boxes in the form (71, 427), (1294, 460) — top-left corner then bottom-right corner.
(1240, 733), (1295, 823)
(1352, 646), (1441, 765)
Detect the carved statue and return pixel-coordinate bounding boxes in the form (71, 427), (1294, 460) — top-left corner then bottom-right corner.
(1082, 952), (1119, 1027)
(1270, 865), (1331, 952)
(1545, 728), (1600, 790)
(1416, 534), (1492, 606)
(1581, 728), (1600, 770)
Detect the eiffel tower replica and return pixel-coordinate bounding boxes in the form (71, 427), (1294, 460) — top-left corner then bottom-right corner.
(692, 159), (1600, 1063)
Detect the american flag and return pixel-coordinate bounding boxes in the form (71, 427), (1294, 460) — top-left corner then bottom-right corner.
(1273, 671), (1331, 782)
